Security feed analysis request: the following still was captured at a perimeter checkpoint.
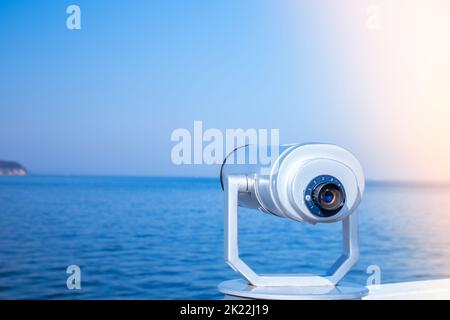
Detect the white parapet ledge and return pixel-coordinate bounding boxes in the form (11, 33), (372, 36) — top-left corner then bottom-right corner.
(364, 278), (450, 300)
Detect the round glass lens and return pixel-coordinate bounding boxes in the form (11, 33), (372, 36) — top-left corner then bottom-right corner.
(321, 190), (336, 204)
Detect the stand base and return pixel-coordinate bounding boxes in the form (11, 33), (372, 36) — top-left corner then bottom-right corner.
(219, 279), (369, 300)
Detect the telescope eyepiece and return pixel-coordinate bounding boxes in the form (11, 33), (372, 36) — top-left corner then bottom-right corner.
(304, 175), (346, 218)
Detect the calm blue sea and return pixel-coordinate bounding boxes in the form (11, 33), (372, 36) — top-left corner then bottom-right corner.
(1, 176), (450, 299)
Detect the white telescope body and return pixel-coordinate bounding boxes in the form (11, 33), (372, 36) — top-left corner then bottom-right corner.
(220, 143), (365, 224)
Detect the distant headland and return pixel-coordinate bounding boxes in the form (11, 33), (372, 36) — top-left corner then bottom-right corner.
(0, 160), (28, 176)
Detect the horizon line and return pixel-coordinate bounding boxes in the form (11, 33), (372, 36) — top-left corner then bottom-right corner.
(3, 173), (450, 188)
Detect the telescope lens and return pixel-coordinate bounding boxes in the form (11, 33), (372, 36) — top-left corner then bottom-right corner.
(313, 183), (345, 213)
(304, 175), (346, 218)
(322, 190), (336, 204)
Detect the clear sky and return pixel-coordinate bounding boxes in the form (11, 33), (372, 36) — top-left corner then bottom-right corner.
(1, 1), (449, 181)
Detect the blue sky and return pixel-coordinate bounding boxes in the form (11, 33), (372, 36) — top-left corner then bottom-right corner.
(0, 1), (426, 179)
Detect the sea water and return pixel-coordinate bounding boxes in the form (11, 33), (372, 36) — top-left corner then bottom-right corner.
(1, 176), (450, 299)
